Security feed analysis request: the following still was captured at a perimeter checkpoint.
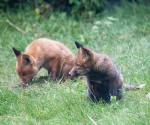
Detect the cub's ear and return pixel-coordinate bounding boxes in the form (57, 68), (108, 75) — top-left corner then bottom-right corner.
(81, 48), (91, 60)
(75, 41), (83, 48)
(12, 47), (21, 57)
(82, 48), (91, 57)
(75, 41), (91, 59)
(22, 54), (32, 65)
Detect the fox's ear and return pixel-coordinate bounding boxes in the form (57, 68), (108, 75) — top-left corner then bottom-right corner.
(75, 41), (83, 48)
(12, 47), (21, 57)
(75, 41), (91, 59)
(82, 48), (90, 57)
(82, 48), (91, 59)
(22, 54), (32, 65)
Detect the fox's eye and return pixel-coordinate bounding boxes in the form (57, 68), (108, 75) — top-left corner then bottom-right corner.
(76, 63), (80, 67)
(21, 73), (27, 76)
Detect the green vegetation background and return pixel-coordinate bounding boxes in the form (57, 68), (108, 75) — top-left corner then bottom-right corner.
(0, 1), (150, 125)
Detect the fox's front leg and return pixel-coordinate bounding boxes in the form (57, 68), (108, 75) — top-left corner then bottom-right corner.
(62, 64), (73, 81)
(48, 67), (57, 81)
(49, 59), (60, 81)
(116, 83), (123, 100)
(87, 88), (97, 102)
(86, 81), (97, 102)
(109, 81), (117, 98)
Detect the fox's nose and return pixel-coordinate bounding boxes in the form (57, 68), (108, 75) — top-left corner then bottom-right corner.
(68, 72), (72, 76)
(69, 71), (76, 77)
(22, 83), (28, 88)
(20, 80), (28, 88)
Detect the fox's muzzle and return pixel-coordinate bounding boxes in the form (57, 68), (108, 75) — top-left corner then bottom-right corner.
(68, 71), (75, 77)
(20, 79), (30, 87)
(69, 70), (83, 77)
(22, 83), (28, 88)
(69, 71), (77, 77)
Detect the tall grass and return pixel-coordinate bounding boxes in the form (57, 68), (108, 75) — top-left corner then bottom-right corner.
(0, 2), (150, 125)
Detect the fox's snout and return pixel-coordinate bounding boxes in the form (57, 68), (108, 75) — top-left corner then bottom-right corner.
(20, 79), (29, 85)
(69, 69), (83, 77)
(68, 71), (75, 77)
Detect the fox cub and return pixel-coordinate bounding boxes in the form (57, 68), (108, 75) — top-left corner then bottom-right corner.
(13, 38), (75, 85)
(69, 41), (123, 102)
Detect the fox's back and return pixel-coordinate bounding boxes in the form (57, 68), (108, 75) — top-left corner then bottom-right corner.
(25, 38), (74, 59)
(95, 54), (117, 78)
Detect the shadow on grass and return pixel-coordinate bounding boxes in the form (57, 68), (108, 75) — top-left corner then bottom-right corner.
(7, 75), (51, 89)
(7, 75), (71, 89)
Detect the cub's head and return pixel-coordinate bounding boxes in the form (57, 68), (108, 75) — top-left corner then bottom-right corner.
(69, 41), (93, 77)
(13, 47), (39, 85)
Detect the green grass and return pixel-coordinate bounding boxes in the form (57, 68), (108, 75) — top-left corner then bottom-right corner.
(0, 2), (150, 125)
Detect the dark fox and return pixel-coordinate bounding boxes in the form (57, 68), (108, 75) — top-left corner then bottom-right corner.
(69, 41), (144, 102)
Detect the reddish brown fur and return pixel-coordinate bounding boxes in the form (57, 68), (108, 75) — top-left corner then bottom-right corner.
(13, 38), (75, 84)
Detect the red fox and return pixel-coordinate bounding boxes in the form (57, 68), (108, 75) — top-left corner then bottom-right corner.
(69, 41), (144, 102)
(13, 38), (75, 85)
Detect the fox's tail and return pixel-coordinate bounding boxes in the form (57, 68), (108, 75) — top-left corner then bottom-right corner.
(123, 84), (145, 91)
